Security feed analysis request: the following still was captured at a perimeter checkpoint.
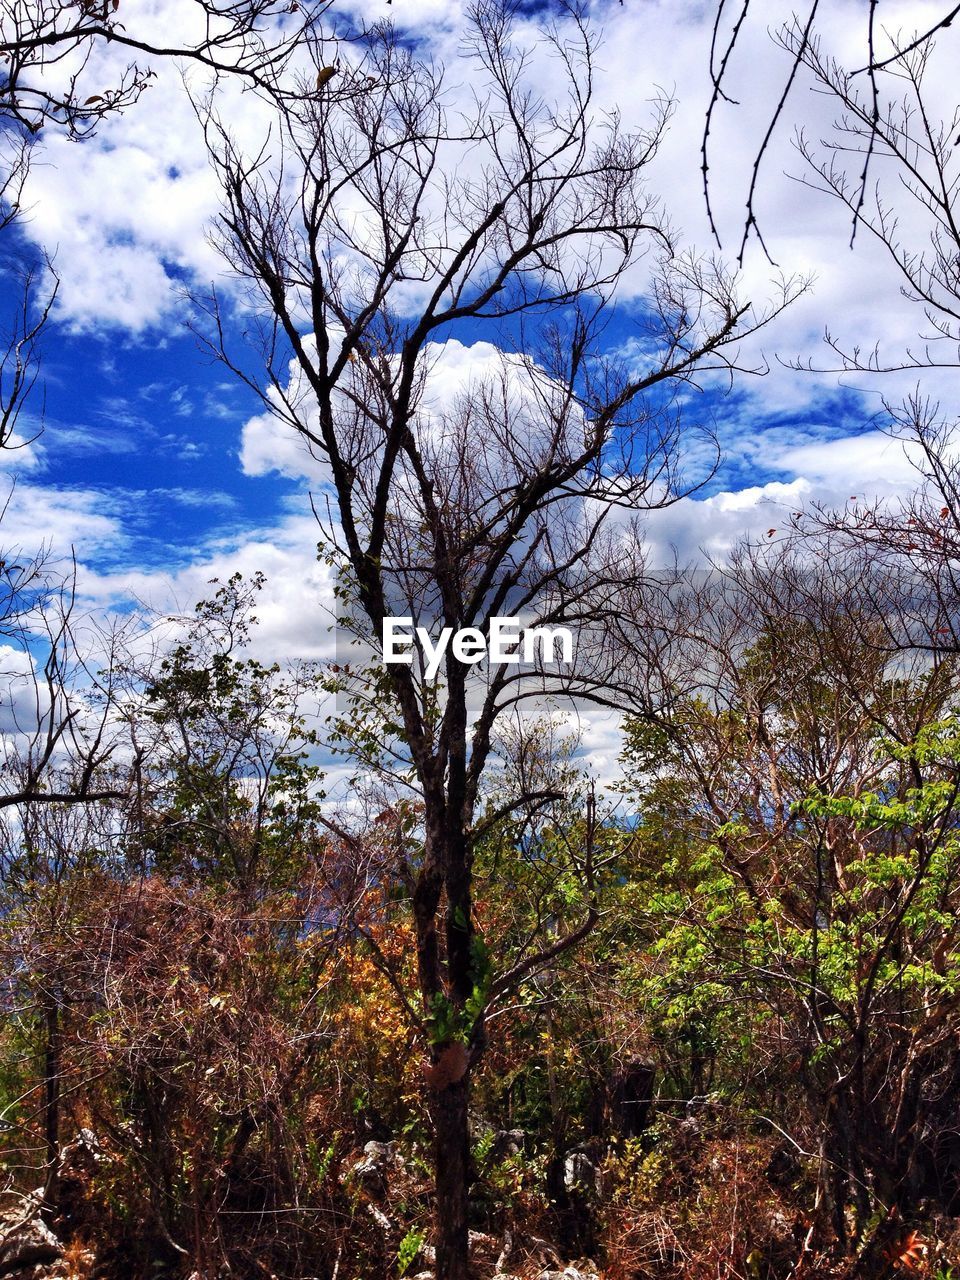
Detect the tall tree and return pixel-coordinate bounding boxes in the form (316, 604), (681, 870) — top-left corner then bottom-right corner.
(201, 4), (800, 1274)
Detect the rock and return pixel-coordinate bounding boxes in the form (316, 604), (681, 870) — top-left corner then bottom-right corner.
(494, 1227), (515, 1274)
(489, 1128), (526, 1161)
(57, 1128), (109, 1233)
(538, 1268), (600, 1280)
(366, 1203), (393, 1236)
(0, 1208), (63, 1277)
(349, 1139), (397, 1199)
(563, 1148), (600, 1199)
(524, 1235), (562, 1267)
(363, 1138), (396, 1161)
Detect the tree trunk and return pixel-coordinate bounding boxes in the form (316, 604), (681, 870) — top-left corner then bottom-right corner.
(432, 1077), (471, 1280)
(42, 998), (60, 1217)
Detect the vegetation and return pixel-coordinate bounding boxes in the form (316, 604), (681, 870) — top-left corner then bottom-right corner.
(1, 522), (960, 1277)
(3, 1), (960, 1277)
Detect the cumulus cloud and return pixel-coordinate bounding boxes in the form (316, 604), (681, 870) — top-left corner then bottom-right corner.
(0, 642), (48, 739)
(18, 4), (277, 332)
(15, 0), (955, 426)
(240, 336), (568, 487)
(5, 0), (959, 794)
(76, 509), (336, 665)
(772, 429), (920, 490)
(0, 481), (127, 557)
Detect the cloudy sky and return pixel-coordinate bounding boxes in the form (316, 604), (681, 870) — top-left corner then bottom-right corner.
(1, 0), (957, 777)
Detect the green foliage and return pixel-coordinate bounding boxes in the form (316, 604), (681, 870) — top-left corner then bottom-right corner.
(425, 991), (463, 1045)
(8, 564), (960, 1277)
(136, 573), (325, 890)
(397, 1228), (425, 1277)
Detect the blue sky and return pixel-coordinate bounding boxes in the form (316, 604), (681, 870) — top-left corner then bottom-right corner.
(0, 278), (902, 585)
(2, 0), (957, 776)
(15, 307), (281, 573)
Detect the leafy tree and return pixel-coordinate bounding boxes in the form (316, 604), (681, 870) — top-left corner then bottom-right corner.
(618, 548), (960, 1248)
(127, 573), (324, 901)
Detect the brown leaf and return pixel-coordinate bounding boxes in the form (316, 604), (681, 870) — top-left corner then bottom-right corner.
(316, 65), (338, 91)
(884, 1229), (926, 1270)
(84, 94), (104, 105)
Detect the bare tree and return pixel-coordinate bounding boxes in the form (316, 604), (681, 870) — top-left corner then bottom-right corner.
(786, 398), (960, 662)
(198, 3), (801, 1274)
(704, 1), (960, 262)
(0, 0), (329, 139)
(785, 31), (960, 374)
(710, 13), (960, 661)
(0, 563), (132, 811)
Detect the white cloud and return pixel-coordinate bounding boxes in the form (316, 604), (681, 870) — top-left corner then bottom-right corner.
(0, 434), (43, 472)
(0, 481), (127, 557)
(18, 4), (278, 332)
(640, 479), (809, 564)
(0, 643), (48, 738)
(76, 510), (336, 665)
(773, 429), (920, 490)
(16, 0), (956, 411)
(7, 0), (960, 793)
(240, 336), (549, 484)
(241, 406), (329, 485)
